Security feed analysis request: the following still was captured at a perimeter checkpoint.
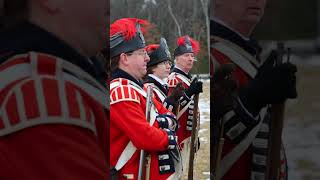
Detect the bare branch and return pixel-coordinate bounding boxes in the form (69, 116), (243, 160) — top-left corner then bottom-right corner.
(166, 0), (181, 37)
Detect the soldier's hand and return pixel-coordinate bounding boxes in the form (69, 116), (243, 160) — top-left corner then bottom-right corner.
(239, 52), (297, 116)
(164, 83), (184, 113)
(185, 78), (203, 98)
(213, 63), (236, 82)
(212, 63), (238, 117)
(170, 83), (185, 101)
(156, 114), (178, 132)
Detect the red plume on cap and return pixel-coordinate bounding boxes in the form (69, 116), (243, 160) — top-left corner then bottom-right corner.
(177, 36), (200, 55)
(145, 44), (160, 54)
(110, 18), (150, 41)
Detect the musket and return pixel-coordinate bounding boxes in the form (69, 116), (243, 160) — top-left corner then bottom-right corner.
(211, 63), (236, 180)
(266, 42), (289, 180)
(187, 92), (200, 180)
(187, 52), (202, 179)
(212, 117), (224, 180)
(173, 83), (184, 116)
(138, 86), (153, 180)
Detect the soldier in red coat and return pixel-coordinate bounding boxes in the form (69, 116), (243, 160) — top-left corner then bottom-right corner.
(143, 38), (184, 114)
(211, 0), (297, 179)
(0, 0), (108, 179)
(167, 35), (203, 169)
(109, 18), (181, 180)
(143, 38), (172, 104)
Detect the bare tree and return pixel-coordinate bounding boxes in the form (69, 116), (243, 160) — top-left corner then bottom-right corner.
(110, 0), (209, 73)
(166, 0), (182, 37)
(200, 0), (210, 63)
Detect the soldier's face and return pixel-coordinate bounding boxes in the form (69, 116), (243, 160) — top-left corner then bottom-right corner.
(125, 48), (150, 79)
(175, 53), (195, 73)
(67, 0), (108, 55)
(153, 60), (171, 80)
(217, 0), (266, 25)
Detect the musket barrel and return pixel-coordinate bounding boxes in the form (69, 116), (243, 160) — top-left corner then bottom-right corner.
(138, 86), (153, 180)
(266, 42), (286, 180)
(188, 93), (200, 180)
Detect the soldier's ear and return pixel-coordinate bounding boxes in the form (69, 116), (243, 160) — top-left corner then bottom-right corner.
(174, 57), (180, 65)
(119, 53), (129, 66)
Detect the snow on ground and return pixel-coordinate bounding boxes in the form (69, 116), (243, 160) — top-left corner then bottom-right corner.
(199, 80), (210, 124)
(283, 120), (320, 180)
(282, 59), (320, 180)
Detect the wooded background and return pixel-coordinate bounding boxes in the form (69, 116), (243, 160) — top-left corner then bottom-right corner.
(111, 0), (210, 74)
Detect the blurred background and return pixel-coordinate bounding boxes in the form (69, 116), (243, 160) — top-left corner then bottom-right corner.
(254, 1), (320, 179)
(111, 0), (211, 179)
(110, 0), (210, 75)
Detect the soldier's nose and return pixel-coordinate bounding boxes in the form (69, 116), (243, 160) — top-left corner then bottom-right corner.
(145, 55), (150, 62)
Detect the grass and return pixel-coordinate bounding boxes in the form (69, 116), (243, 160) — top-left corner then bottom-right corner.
(182, 81), (210, 180)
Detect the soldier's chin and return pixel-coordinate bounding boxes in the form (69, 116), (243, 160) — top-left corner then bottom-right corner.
(142, 69), (147, 76)
(244, 14), (263, 24)
(164, 72), (170, 77)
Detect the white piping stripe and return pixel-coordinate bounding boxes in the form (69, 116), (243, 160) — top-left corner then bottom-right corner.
(111, 80), (147, 98)
(252, 154), (267, 166)
(223, 110), (236, 124)
(152, 86), (166, 102)
(56, 56), (106, 92)
(237, 97), (259, 121)
(133, 91), (137, 101)
(177, 100), (192, 119)
(0, 63), (30, 91)
(2, 108), (11, 128)
(114, 103), (158, 170)
(15, 88), (27, 122)
(110, 98), (140, 105)
(213, 42), (257, 78)
(252, 138), (268, 149)
(0, 52), (105, 137)
(176, 74), (191, 86)
(31, 53), (47, 120)
(1, 78), (35, 123)
(0, 117), (96, 136)
(260, 123), (269, 133)
(120, 85), (125, 98)
(115, 142), (136, 170)
(63, 73), (108, 107)
(115, 88), (119, 100)
(220, 120), (262, 179)
(55, 56), (107, 106)
(110, 96), (114, 104)
(89, 110), (97, 136)
(212, 36), (261, 67)
(0, 52), (107, 98)
(128, 86), (132, 99)
(76, 91), (86, 122)
(110, 81), (120, 90)
(56, 60), (69, 120)
(219, 107), (268, 178)
(226, 122), (246, 140)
